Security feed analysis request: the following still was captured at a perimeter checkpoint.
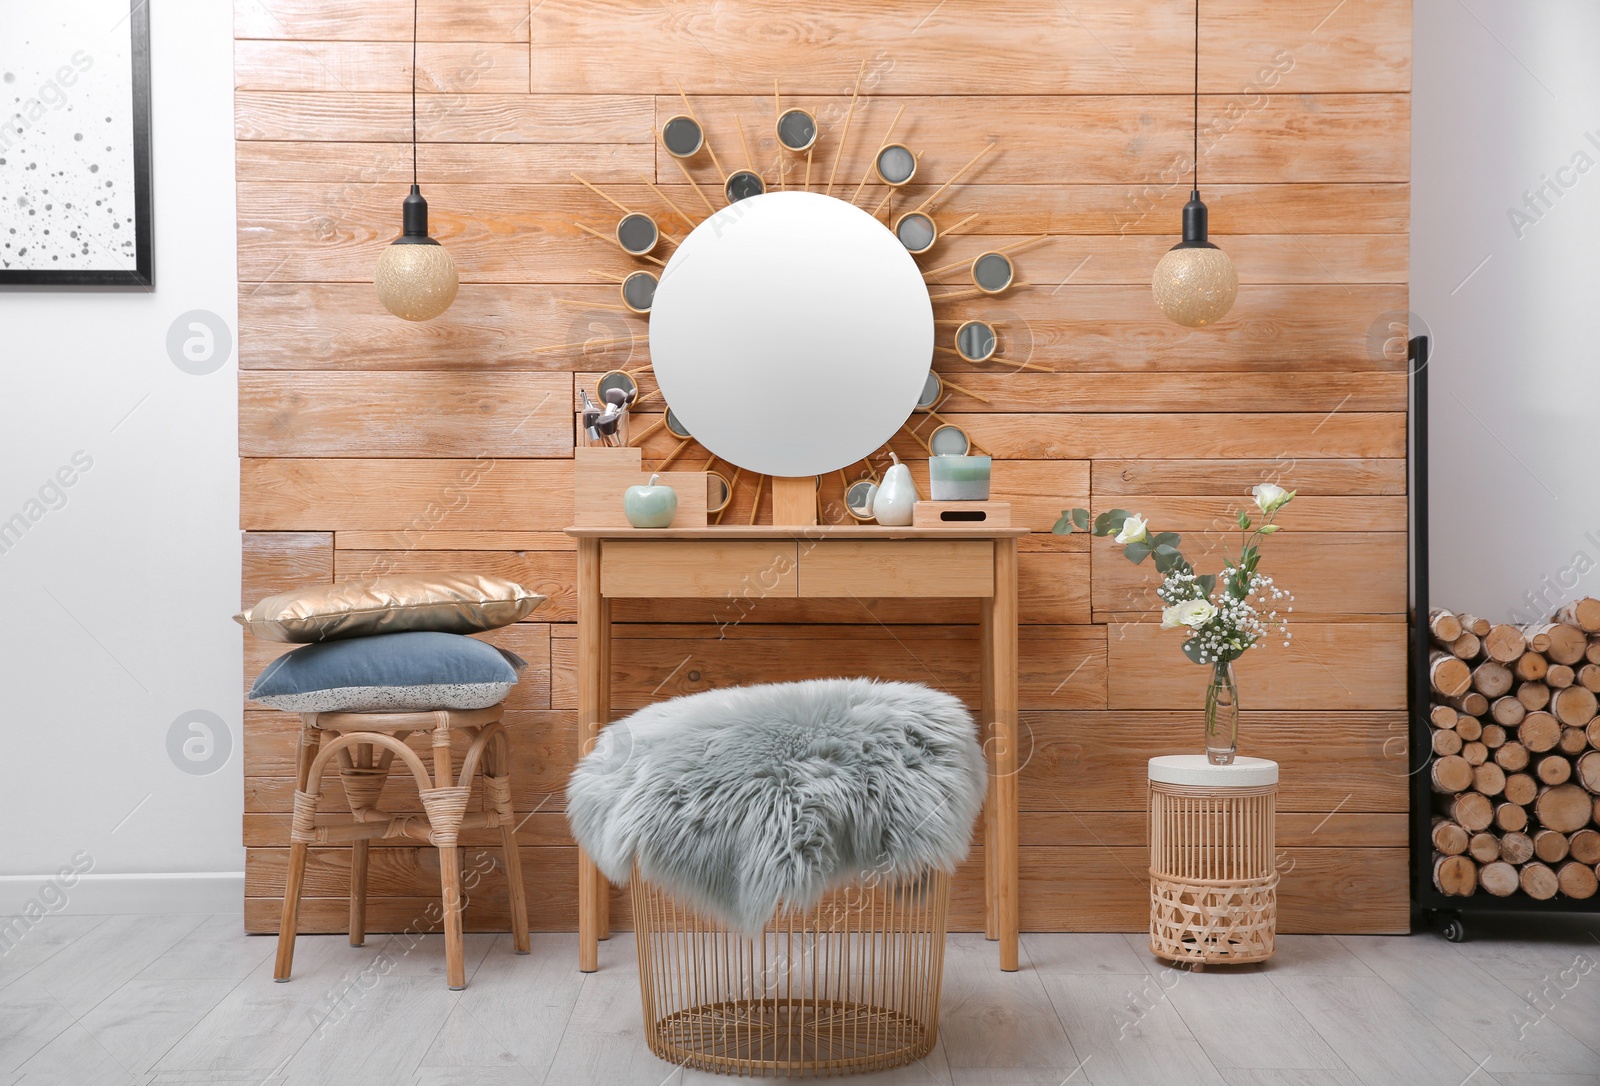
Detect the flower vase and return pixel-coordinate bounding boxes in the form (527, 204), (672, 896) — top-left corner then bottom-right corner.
(1204, 662), (1239, 765)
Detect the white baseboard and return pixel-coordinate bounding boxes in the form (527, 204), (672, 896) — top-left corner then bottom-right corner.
(0, 872), (244, 916)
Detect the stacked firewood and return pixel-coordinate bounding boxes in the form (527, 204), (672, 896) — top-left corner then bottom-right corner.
(1429, 599), (1600, 899)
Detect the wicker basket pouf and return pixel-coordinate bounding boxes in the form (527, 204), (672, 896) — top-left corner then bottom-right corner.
(631, 865), (951, 1077)
(567, 679), (985, 1076)
(1148, 755), (1279, 967)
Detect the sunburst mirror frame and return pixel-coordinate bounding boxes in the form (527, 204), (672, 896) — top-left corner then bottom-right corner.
(554, 63), (1051, 524)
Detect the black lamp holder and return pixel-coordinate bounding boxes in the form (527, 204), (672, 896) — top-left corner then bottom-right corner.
(1170, 3), (1218, 253)
(394, 184), (439, 246)
(390, 0), (439, 247)
(1172, 189), (1217, 251)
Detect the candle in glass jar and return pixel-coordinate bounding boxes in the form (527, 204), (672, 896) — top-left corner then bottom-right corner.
(929, 454), (992, 501)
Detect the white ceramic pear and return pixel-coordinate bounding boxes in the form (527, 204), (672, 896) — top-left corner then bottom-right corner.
(871, 452), (919, 526)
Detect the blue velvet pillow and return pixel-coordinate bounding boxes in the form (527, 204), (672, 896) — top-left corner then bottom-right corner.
(249, 631), (526, 712)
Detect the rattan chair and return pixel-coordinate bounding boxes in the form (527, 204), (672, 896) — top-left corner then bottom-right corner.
(272, 704), (530, 990)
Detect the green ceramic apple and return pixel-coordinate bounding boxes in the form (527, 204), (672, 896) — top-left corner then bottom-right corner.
(624, 473), (678, 528)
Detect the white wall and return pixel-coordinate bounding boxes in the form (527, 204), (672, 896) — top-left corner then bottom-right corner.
(0, 3), (240, 911)
(0, 0), (1588, 911)
(1414, 0), (1600, 621)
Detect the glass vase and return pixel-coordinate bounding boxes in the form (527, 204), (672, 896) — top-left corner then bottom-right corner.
(1204, 662), (1239, 765)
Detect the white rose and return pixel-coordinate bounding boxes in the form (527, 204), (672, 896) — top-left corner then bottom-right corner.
(1161, 605), (1186, 629)
(1172, 599), (1217, 628)
(1114, 514), (1149, 545)
(1251, 483), (1294, 514)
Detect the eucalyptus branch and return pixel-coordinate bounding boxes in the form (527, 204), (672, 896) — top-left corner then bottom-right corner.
(1052, 483), (1297, 669)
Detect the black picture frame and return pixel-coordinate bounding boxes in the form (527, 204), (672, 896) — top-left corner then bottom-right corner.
(0, 0), (154, 287)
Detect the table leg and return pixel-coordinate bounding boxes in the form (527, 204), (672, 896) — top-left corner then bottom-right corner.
(989, 539), (1020, 971)
(577, 538), (606, 972)
(597, 595), (612, 942)
(980, 593), (998, 942)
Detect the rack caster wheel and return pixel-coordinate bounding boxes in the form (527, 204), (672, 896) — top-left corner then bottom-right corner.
(1440, 913), (1466, 943)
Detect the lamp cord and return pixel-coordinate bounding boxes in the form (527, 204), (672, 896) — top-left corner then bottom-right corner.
(409, 0), (416, 183)
(1192, 0), (1199, 189)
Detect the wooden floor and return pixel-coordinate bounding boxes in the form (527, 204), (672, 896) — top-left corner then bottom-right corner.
(1, 913), (1596, 1084)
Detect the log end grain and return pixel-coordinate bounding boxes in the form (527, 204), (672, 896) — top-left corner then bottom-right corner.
(1431, 754), (1474, 794)
(1434, 853), (1478, 896)
(1503, 771), (1538, 806)
(1499, 831), (1535, 866)
(1429, 608), (1464, 642)
(1533, 828), (1571, 864)
(1567, 828), (1600, 866)
(1431, 818), (1469, 856)
(1431, 651), (1473, 698)
(1557, 860), (1599, 899)
(1479, 860), (1519, 896)
(1556, 597), (1600, 634)
(1554, 684), (1598, 726)
(1520, 861), (1560, 900)
(1450, 791), (1495, 832)
(1485, 624), (1529, 663)
(1536, 783), (1593, 833)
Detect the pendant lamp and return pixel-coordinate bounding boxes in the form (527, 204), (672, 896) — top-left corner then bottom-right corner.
(1152, 1), (1237, 328)
(375, 0), (459, 322)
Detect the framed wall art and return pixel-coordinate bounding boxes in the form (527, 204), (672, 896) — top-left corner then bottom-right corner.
(0, 0), (153, 286)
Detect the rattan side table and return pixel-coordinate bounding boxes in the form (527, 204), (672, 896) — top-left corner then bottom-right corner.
(1148, 755), (1279, 968)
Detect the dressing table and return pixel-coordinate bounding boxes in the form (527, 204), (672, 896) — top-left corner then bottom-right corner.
(570, 522), (1027, 972)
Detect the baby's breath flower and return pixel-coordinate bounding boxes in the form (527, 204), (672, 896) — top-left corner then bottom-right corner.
(1160, 569), (1293, 665)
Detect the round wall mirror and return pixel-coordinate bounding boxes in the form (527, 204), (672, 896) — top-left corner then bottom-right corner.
(972, 251), (1015, 294)
(706, 471), (732, 513)
(844, 479), (879, 521)
(621, 270), (658, 313)
(665, 407), (692, 439)
(875, 144), (917, 186)
(597, 370), (637, 404)
(724, 170), (765, 204)
(895, 212), (937, 255)
(955, 319), (998, 362)
(775, 109), (818, 152)
(650, 191), (933, 477)
(916, 371), (943, 410)
(929, 423), (971, 456)
(616, 212), (659, 256)
(661, 115), (704, 158)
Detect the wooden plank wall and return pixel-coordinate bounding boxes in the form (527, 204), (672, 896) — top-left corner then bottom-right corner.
(235, 0), (1412, 934)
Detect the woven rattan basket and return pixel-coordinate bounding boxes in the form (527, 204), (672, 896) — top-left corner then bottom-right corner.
(630, 865), (951, 1077)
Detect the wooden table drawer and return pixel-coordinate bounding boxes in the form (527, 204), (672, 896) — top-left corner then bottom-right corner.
(798, 540), (994, 598)
(601, 541), (798, 598)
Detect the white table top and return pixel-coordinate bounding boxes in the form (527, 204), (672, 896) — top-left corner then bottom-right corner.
(1148, 754), (1279, 787)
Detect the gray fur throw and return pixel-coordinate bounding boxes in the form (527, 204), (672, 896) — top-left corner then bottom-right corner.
(566, 678), (987, 933)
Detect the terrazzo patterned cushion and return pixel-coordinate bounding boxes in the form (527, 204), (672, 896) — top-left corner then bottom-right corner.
(249, 631), (526, 712)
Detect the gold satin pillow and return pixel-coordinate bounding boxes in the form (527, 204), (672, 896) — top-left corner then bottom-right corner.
(235, 573), (545, 643)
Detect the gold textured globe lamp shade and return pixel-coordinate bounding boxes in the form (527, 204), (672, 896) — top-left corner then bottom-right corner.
(375, 184), (459, 322)
(376, 241), (459, 322)
(1152, 244), (1237, 328)
(1151, 189), (1238, 328)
